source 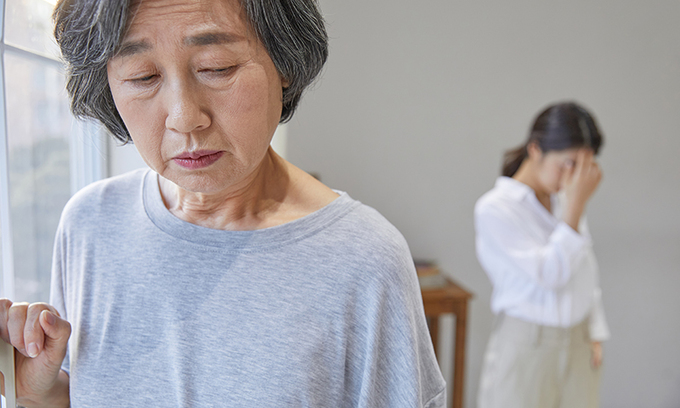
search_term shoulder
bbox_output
[475,182,516,219]
[475,177,538,219]
[325,196,416,285]
[59,169,147,228]
[473,179,537,240]
[337,198,410,257]
[348,202,408,248]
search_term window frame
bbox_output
[0,0,106,300]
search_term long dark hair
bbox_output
[502,102,604,177]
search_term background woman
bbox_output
[475,102,610,408]
[0,0,445,406]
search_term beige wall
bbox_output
[287,1,680,407]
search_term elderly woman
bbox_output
[0,0,445,406]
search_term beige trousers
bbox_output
[477,315,601,408]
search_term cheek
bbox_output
[129,127,165,165]
[110,84,146,135]
[232,69,280,119]
[550,167,564,189]
[537,164,562,190]
[113,99,167,167]
[108,82,167,164]
[212,70,281,149]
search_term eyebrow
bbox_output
[115,40,152,58]
[115,32,244,58]
[183,32,243,47]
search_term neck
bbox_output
[512,160,551,211]
[159,148,290,230]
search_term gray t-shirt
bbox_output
[50,169,445,407]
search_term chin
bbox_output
[165,171,230,194]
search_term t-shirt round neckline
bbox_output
[142,169,358,250]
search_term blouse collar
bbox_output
[494,176,535,201]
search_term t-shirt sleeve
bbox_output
[344,237,446,408]
[49,222,70,376]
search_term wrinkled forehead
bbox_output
[123,0,253,42]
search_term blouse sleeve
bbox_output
[588,288,611,341]
[475,204,592,290]
[579,217,611,341]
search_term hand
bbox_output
[591,341,603,369]
[561,149,602,231]
[0,299,71,406]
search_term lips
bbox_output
[172,150,224,170]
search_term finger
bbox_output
[0,298,12,344]
[573,149,587,177]
[592,352,602,369]
[591,342,603,369]
[7,302,29,356]
[580,149,594,171]
[584,161,601,187]
[561,160,575,187]
[582,148,594,160]
[591,161,601,178]
[24,303,56,358]
[39,310,71,364]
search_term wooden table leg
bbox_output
[419,277,473,408]
[428,316,439,357]
[452,303,467,408]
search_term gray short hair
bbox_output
[53,0,328,143]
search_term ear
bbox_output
[281,76,290,89]
[526,141,543,161]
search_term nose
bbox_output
[164,78,210,133]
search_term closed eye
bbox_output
[138,75,155,81]
[199,66,237,76]
[130,74,158,83]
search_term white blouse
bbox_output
[475,177,610,341]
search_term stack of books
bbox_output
[414,260,440,277]
[414,260,448,289]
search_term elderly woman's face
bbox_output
[107,0,284,194]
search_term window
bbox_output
[0,0,106,304]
